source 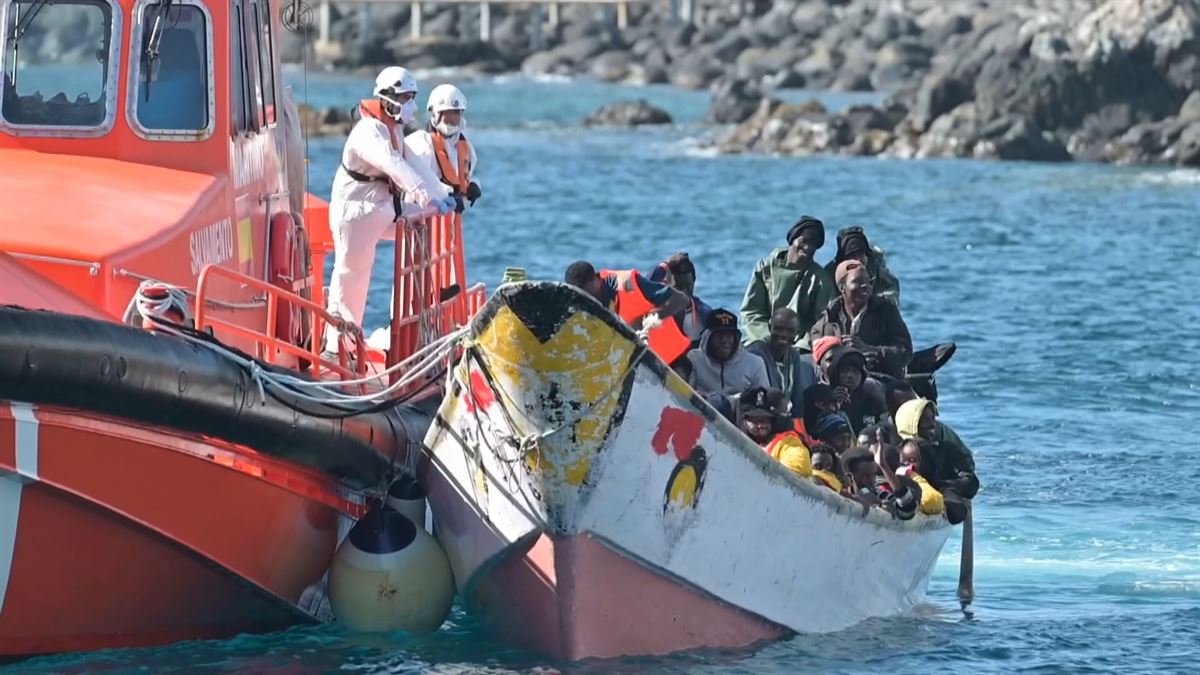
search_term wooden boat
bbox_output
[0,0,482,657]
[423,282,952,660]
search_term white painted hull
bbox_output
[423,282,951,659]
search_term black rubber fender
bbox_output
[0,306,429,488]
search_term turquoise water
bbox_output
[13,74,1200,673]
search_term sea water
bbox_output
[13,72,1199,674]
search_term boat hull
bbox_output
[425,283,952,660]
[0,403,357,657]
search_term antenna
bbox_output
[282,0,313,33]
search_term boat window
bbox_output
[131,0,212,137]
[251,1,275,126]
[230,1,249,134]
[0,0,117,131]
[241,1,263,131]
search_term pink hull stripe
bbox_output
[469,534,788,660]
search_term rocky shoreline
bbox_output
[292,0,1199,166]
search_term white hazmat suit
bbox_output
[407,84,480,205]
[325,67,453,350]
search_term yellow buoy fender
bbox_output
[328,507,454,633]
[385,475,428,532]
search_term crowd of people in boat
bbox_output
[320,68,976,526]
[564,219,979,525]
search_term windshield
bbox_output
[1,0,116,129]
[133,0,210,135]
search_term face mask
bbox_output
[396,100,417,125]
[434,114,461,137]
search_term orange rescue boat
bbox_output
[0,0,483,657]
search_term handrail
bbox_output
[194,264,367,385]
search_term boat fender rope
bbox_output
[247,361,268,406]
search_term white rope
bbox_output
[145,318,465,407]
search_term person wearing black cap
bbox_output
[686,308,770,397]
[740,215,835,347]
[738,386,812,478]
[823,226,900,307]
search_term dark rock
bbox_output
[1170,120,1200,165]
[871,38,934,91]
[861,11,920,49]
[583,100,673,127]
[521,51,571,77]
[1180,91,1200,121]
[983,117,1072,161]
[669,56,724,90]
[909,74,973,132]
[1081,103,1137,139]
[551,35,613,65]
[789,3,836,38]
[796,43,840,89]
[591,50,634,82]
[842,105,901,136]
[708,77,766,125]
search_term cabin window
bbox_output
[230,2,249,134]
[0,0,119,133]
[254,2,275,126]
[129,0,213,139]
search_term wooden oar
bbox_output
[957,501,975,609]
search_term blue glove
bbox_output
[436,196,457,215]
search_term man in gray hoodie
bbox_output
[687,308,770,398]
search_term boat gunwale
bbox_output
[466,281,952,537]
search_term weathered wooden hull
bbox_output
[424,283,952,660]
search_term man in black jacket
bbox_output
[810,260,912,379]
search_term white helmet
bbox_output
[374,66,418,98]
[427,83,467,136]
[373,66,418,124]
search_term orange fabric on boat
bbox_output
[601,269,690,365]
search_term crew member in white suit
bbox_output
[407,84,481,211]
[324,67,457,351]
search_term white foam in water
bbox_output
[1135,168,1200,184]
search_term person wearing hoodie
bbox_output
[823,226,900,306]
[826,346,888,434]
[810,260,913,379]
[895,397,979,525]
[740,216,835,346]
[899,439,945,516]
[647,252,714,344]
[746,308,819,421]
[882,379,975,472]
[687,309,771,398]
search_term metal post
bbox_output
[359,4,372,48]
[616,2,628,30]
[547,2,560,30]
[530,4,544,51]
[682,0,693,24]
[411,1,423,39]
[480,2,491,42]
[319,0,331,44]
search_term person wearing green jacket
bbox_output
[823,226,901,307]
[740,216,835,346]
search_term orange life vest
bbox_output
[600,269,691,366]
[432,131,471,194]
[358,99,402,152]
